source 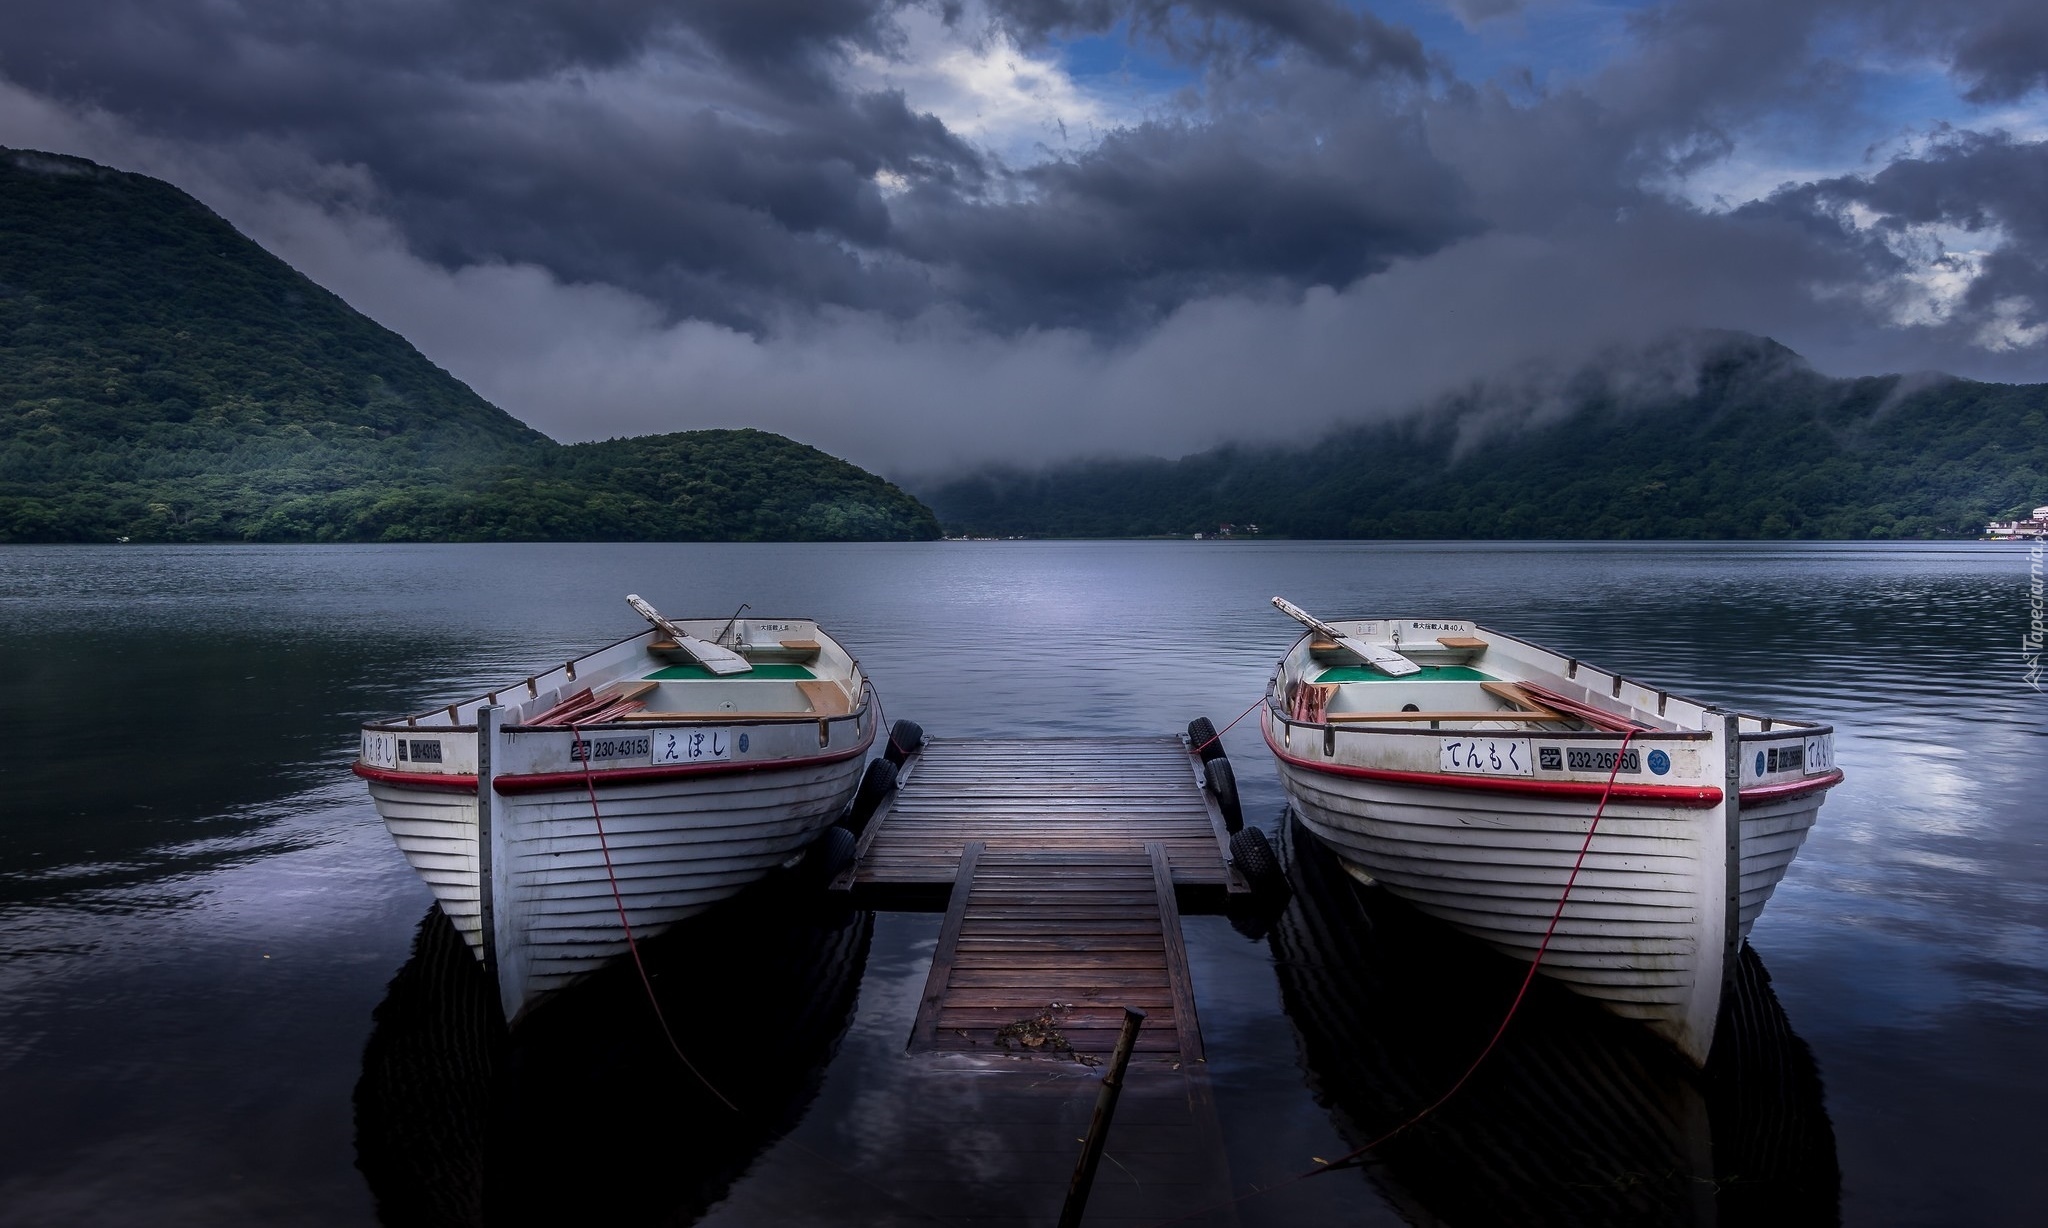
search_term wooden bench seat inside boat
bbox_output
[1302,674,1578,727]
[795,679,851,715]
[1325,710,1563,723]
[617,710,827,722]
[1311,635,1489,663]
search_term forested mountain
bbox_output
[921,333,2048,539]
[0,149,939,543]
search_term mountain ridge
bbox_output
[0,148,939,543]
[916,331,2048,540]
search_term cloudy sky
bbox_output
[4,1,2046,472]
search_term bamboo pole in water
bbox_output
[1059,1007,1146,1228]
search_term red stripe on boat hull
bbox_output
[351,733,873,796]
[1739,769,1845,805]
[352,763,477,792]
[1264,715,1724,808]
[493,740,871,795]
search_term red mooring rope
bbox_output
[570,724,740,1111]
[1194,695,1268,757]
[1149,726,1641,1227]
[569,717,962,1224]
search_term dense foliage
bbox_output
[0,149,940,543]
[924,335,2048,539]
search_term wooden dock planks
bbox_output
[912,842,1204,1065]
[845,735,1239,894]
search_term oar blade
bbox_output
[627,593,755,675]
[1337,635,1422,677]
[673,635,753,675]
[1272,595,1422,677]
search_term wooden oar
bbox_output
[626,594,753,675]
[1272,597,1421,677]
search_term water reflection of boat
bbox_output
[351,598,878,1023]
[353,875,872,1226]
[1269,817,1840,1227]
[1263,600,1844,1063]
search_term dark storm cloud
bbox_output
[1891,0,2048,105]
[355,85,981,330]
[1,1,896,94]
[0,0,971,329]
[983,1,1427,79]
[0,0,1473,334]
[899,98,1477,329]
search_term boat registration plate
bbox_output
[1439,736,1533,777]
[651,728,733,764]
[571,735,651,764]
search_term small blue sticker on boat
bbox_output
[1648,749,1670,775]
[1755,751,1766,776]
[737,733,750,752]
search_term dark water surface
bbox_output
[1,542,2041,1225]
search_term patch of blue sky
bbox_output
[1370,1,1653,87]
[1056,26,1193,93]
[1677,55,2048,208]
[1040,1,1653,113]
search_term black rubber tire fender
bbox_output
[805,824,858,882]
[1230,826,1283,892]
[1205,757,1244,834]
[844,757,898,837]
[1187,717,1226,763]
[885,719,924,767]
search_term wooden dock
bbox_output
[843,736,1240,899]
[839,735,1240,1062]
[911,841,1204,1064]
[826,735,1243,1223]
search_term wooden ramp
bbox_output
[822,734,1242,1224]
[913,842,1204,1065]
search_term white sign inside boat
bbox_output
[362,730,398,769]
[571,735,651,764]
[651,728,734,764]
[1803,733,1834,773]
[1439,736,1534,776]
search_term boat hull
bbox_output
[353,614,878,1023]
[1271,719,1731,1061]
[1266,814,1842,1225]
[365,748,867,1022]
[1256,611,1840,1064]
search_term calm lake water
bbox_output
[1,541,2041,1225]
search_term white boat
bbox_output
[1262,598,1844,1064]
[353,597,877,1024]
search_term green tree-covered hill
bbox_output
[922,334,2048,539]
[0,148,939,543]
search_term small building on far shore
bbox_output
[1984,505,2048,539]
